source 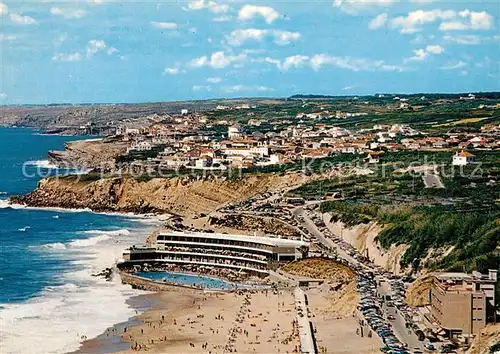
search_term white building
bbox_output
[181,109,189,115]
[228,124,244,140]
[127,141,152,153]
[452,151,475,166]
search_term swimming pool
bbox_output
[133,271,260,290]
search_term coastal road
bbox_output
[292,207,360,267]
[378,281,424,351]
[293,206,425,351]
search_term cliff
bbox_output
[48,137,129,169]
[10,172,308,216]
[323,215,409,274]
[405,275,434,307]
[467,324,500,354]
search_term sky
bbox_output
[0,0,499,104]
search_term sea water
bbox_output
[0,128,159,354]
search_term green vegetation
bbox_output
[288,150,499,206]
[202,94,500,135]
[321,201,500,273]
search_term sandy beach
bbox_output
[74,279,382,354]
[77,288,299,353]
[72,256,382,354]
[307,285,381,354]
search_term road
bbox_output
[422,173,444,188]
[293,206,363,268]
[378,281,424,351]
[292,205,426,352]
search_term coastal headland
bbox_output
[10,172,311,216]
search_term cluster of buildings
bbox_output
[296,111,368,119]
[112,106,499,171]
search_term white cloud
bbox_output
[0,93,7,100]
[227,28,267,45]
[426,44,444,54]
[405,48,428,61]
[193,85,212,91]
[207,77,222,83]
[260,55,309,71]
[189,51,246,69]
[443,34,481,45]
[342,85,358,91]
[10,13,38,25]
[274,31,301,45]
[390,9,455,33]
[439,10,494,31]
[50,7,86,19]
[190,56,209,68]
[0,33,16,41]
[459,70,468,76]
[188,0,229,14]
[390,8,494,34]
[439,21,468,31]
[227,29,300,46]
[86,40,116,57]
[222,85,274,93]
[404,44,443,62]
[440,60,467,70]
[334,0,398,14]
[281,55,309,70]
[212,16,231,22]
[151,21,178,30]
[164,67,179,75]
[368,13,388,30]
[310,54,404,72]
[52,52,83,62]
[0,2,8,16]
[238,5,280,24]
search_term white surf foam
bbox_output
[25,160,59,169]
[0,201,161,222]
[68,235,112,248]
[83,229,131,237]
[0,199,25,210]
[0,224,155,354]
[18,226,30,232]
[40,242,67,250]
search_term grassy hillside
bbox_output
[321,202,500,273]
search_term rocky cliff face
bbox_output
[405,275,434,307]
[323,215,409,274]
[11,173,307,216]
[48,138,129,169]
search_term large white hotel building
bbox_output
[121,231,309,275]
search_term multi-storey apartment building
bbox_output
[429,270,498,337]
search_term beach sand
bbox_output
[307,285,381,354]
[76,280,379,354]
[118,289,298,353]
[77,288,298,353]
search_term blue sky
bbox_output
[0,0,499,104]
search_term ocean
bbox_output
[0,128,159,354]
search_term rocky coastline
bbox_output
[9,172,308,216]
